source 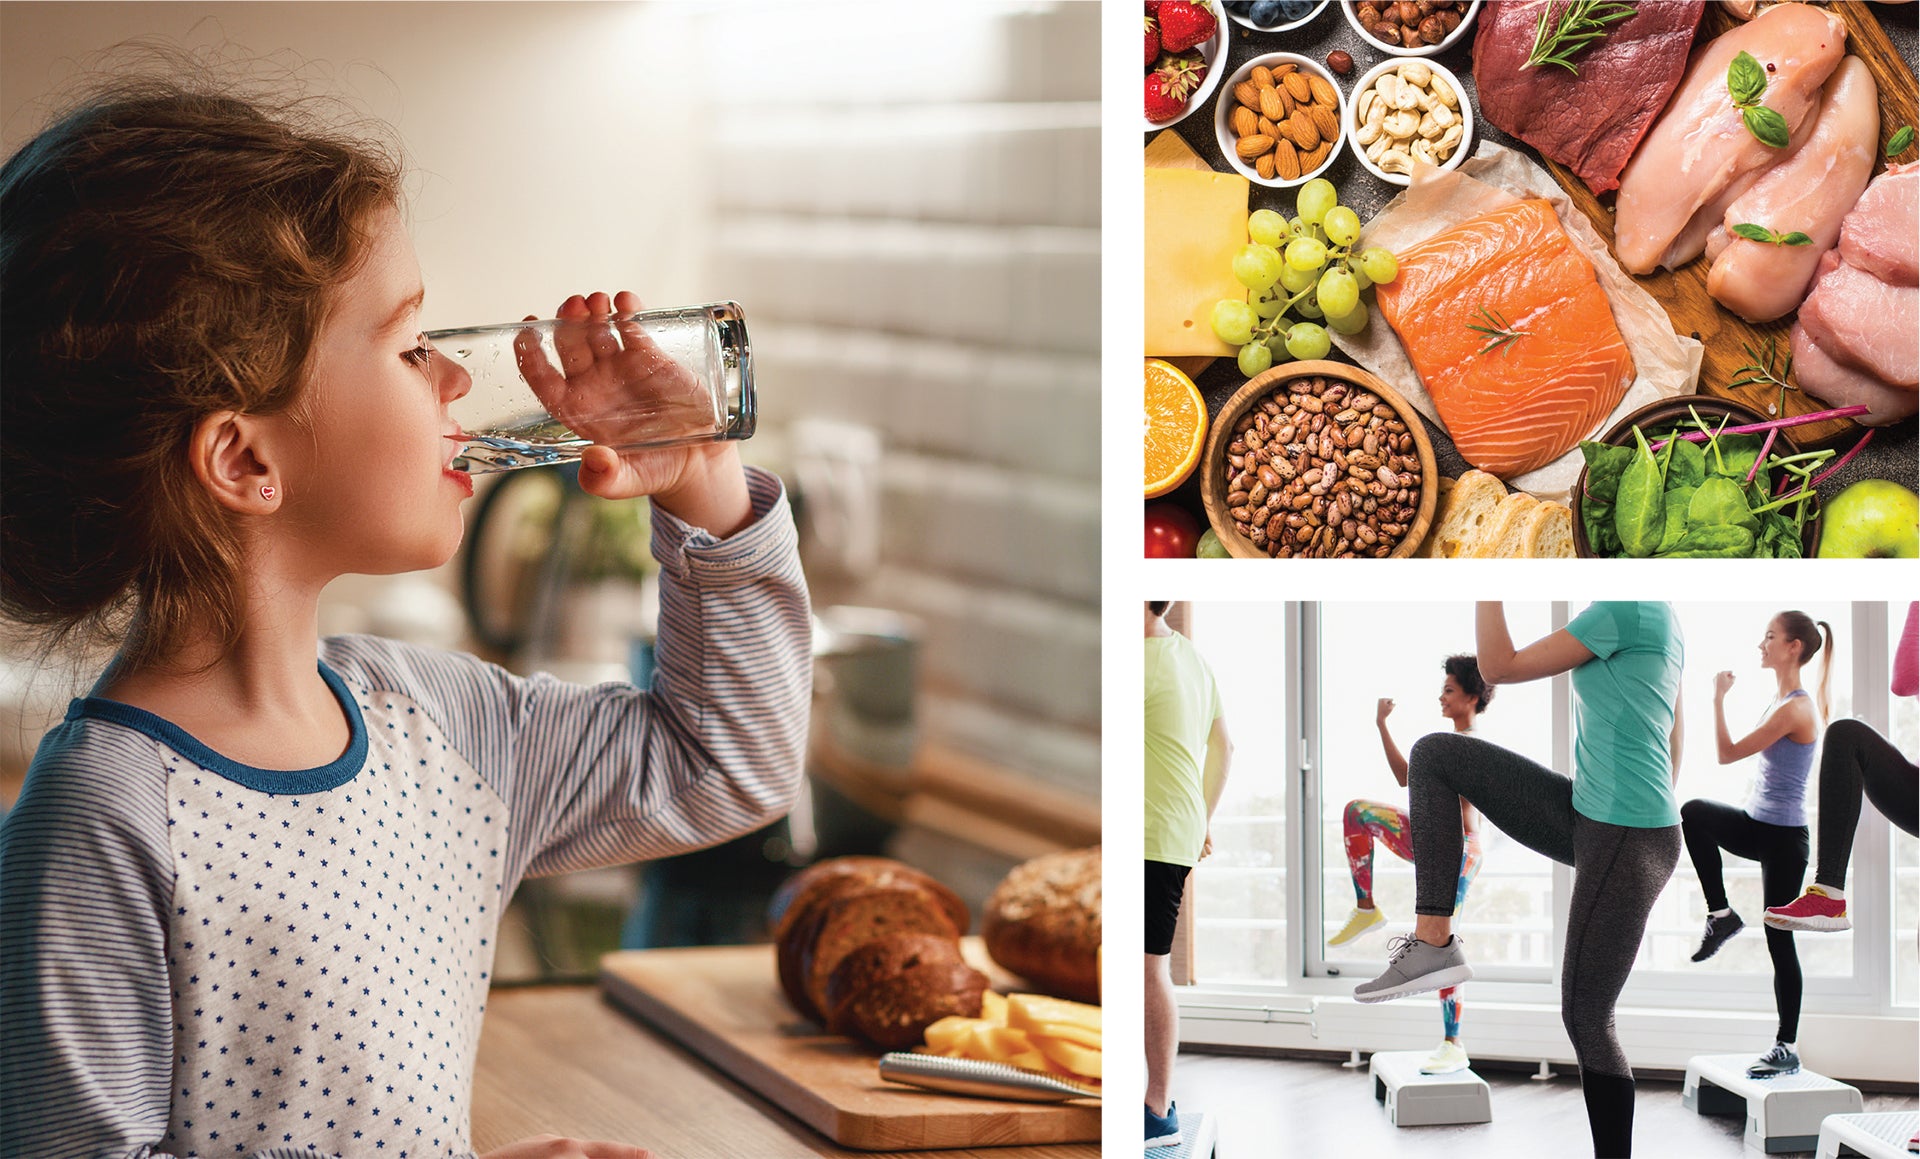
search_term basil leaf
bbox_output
[1744,105,1790,148]
[1730,222,1776,243]
[1888,125,1915,157]
[1727,51,1767,106]
[1778,231,1813,247]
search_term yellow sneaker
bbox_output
[1421,1040,1470,1075]
[1328,905,1386,947]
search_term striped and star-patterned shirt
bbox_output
[0,468,811,1159]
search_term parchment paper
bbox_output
[1330,141,1706,501]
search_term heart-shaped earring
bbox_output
[260,485,277,502]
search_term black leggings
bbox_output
[1678,799,1807,1043]
[1815,718,1920,890]
[1409,733,1680,1159]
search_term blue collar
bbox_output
[65,660,368,794]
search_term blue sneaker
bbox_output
[1145,1101,1182,1148]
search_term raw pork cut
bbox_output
[1473,0,1704,195]
[1792,165,1920,425]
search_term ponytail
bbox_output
[1814,620,1835,723]
[1777,610,1834,721]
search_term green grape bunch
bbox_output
[1209,179,1400,378]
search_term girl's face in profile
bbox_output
[1758,617,1800,671]
[278,205,473,576]
[1438,675,1474,722]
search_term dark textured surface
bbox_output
[1146,1,1918,526]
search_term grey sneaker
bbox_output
[1354,934,1473,1003]
[1746,1042,1800,1079]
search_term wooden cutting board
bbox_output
[1539,1,1917,447]
[599,940,1100,1152]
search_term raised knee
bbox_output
[1679,798,1708,825]
[1828,717,1873,746]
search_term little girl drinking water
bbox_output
[0,77,811,1159]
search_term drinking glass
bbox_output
[433,301,753,474]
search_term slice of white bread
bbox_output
[1419,470,1508,558]
[1470,492,1541,558]
[1522,501,1575,558]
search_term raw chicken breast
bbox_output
[1706,57,1879,322]
[1614,3,1846,274]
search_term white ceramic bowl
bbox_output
[1345,55,1473,186]
[1223,0,1332,34]
[1340,0,1481,58]
[1212,52,1348,188]
[1143,22,1227,130]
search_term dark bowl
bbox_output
[1571,395,1821,559]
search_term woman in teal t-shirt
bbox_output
[1354,602,1684,1159]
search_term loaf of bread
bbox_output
[825,933,988,1050]
[982,847,1102,1004]
[773,858,969,1019]
[798,886,962,1023]
[1419,469,1574,559]
[771,856,980,1048]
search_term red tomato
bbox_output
[1145,503,1201,558]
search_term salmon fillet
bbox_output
[1375,198,1635,480]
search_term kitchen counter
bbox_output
[471,984,1100,1159]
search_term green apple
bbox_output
[1816,480,1919,559]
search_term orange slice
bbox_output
[1145,358,1207,499]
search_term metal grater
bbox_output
[877,1052,1101,1102]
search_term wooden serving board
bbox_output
[599,940,1100,1152]
[1540,1,1917,448]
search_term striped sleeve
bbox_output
[325,466,812,888]
[0,723,180,1158]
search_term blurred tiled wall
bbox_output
[703,2,1101,800]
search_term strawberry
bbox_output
[1145,1,1162,13]
[1157,0,1217,53]
[1145,52,1208,121]
[1144,15,1161,68]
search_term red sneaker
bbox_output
[1764,886,1850,932]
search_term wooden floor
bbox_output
[1170,1050,1918,1158]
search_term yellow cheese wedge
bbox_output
[1006,993,1102,1035]
[1007,1049,1053,1073]
[969,1024,1037,1062]
[1021,1021,1101,1050]
[923,1015,986,1054]
[1032,1034,1103,1080]
[981,991,1009,1025]
[1146,167,1249,358]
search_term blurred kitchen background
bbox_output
[0,1,1100,979]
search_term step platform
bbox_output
[1816,1112,1919,1159]
[1153,1108,1217,1158]
[1682,1053,1864,1154]
[1369,1050,1493,1127]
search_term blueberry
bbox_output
[1278,0,1315,19]
[1250,0,1283,26]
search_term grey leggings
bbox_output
[1408,733,1681,1079]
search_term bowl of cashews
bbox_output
[1346,56,1472,186]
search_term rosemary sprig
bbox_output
[1465,306,1529,355]
[1728,336,1795,395]
[1524,1,1637,74]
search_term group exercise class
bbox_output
[1145,600,1918,1159]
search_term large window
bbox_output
[1188,603,1292,983]
[1180,600,1913,1016]
[1315,603,1557,977]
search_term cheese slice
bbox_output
[1146,167,1249,358]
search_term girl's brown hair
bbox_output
[1776,610,1836,721]
[1,72,402,676]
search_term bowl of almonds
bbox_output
[1212,52,1346,188]
[1347,56,1472,186]
[1200,360,1437,559]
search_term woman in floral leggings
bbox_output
[1329,654,1490,1075]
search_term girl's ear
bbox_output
[190,411,280,513]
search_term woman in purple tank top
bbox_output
[1679,611,1833,1081]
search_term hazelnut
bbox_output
[1327,50,1354,75]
